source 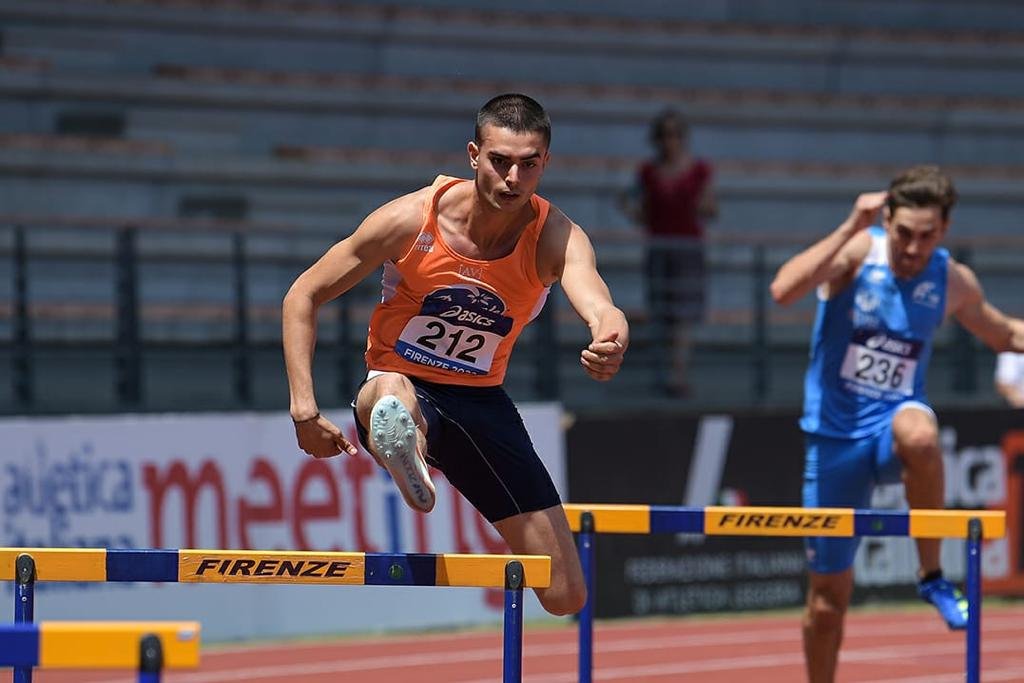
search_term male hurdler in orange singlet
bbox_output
[283,94,629,616]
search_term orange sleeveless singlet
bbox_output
[364,175,551,386]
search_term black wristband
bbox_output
[292,412,320,424]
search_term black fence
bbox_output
[1,219,1021,414]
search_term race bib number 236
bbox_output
[839,330,922,399]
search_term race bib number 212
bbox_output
[394,285,514,376]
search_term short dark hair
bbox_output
[649,109,689,144]
[475,93,551,147]
[887,165,958,220]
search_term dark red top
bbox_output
[638,158,713,238]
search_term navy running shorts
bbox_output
[353,374,562,523]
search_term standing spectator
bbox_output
[622,109,717,397]
[995,351,1024,407]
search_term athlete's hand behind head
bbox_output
[580,331,626,382]
[294,414,358,458]
[847,191,888,233]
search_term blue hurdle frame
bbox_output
[503,561,525,683]
[574,509,987,683]
[13,554,33,683]
[138,633,164,683]
[9,553,529,683]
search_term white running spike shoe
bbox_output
[369,395,436,513]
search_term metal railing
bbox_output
[1,219,1021,414]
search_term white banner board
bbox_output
[0,404,565,640]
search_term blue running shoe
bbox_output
[918,577,969,630]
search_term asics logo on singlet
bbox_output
[865,334,886,349]
[419,286,514,336]
[865,334,912,356]
[439,306,496,327]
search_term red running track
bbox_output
[33,603,1024,683]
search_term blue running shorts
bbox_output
[802,426,904,574]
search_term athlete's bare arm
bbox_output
[538,208,629,381]
[770,192,885,306]
[996,375,1024,408]
[283,186,431,458]
[947,259,1024,353]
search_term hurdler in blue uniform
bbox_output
[771,166,1024,683]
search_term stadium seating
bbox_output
[0,0,1021,412]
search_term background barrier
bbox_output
[566,409,1023,616]
[565,504,1005,683]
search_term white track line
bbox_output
[858,667,1024,683]
[198,610,1024,657]
[91,612,1024,683]
[191,612,1023,668]
[453,636,1024,683]
[144,634,1024,683]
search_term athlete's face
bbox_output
[884,205,948,279]
[468,124,549,212]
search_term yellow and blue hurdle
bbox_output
[3,549,551,683]
[0,621,200,683]
[564,504,1006,683]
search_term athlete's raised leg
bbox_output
[355,372,436,513]
[891,403,968,629]
[891,403,943,573]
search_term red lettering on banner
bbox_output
[291,459,342,551]
[237,458,285,549]
[144,460,228,548]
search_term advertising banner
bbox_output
[0,404,564,640]
[567,408,1022,619]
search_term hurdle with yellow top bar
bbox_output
[563,504,1005,683]
[0,621,200,683]
[2,549,551,683]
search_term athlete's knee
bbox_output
[897,426,940,467]
[805,587,847,634]
[368,372,415,400]
[538,556,587,616]
[356,373,416,424]
[804,572,851,635]
[539,575,587,616]
[893,411,939,466]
